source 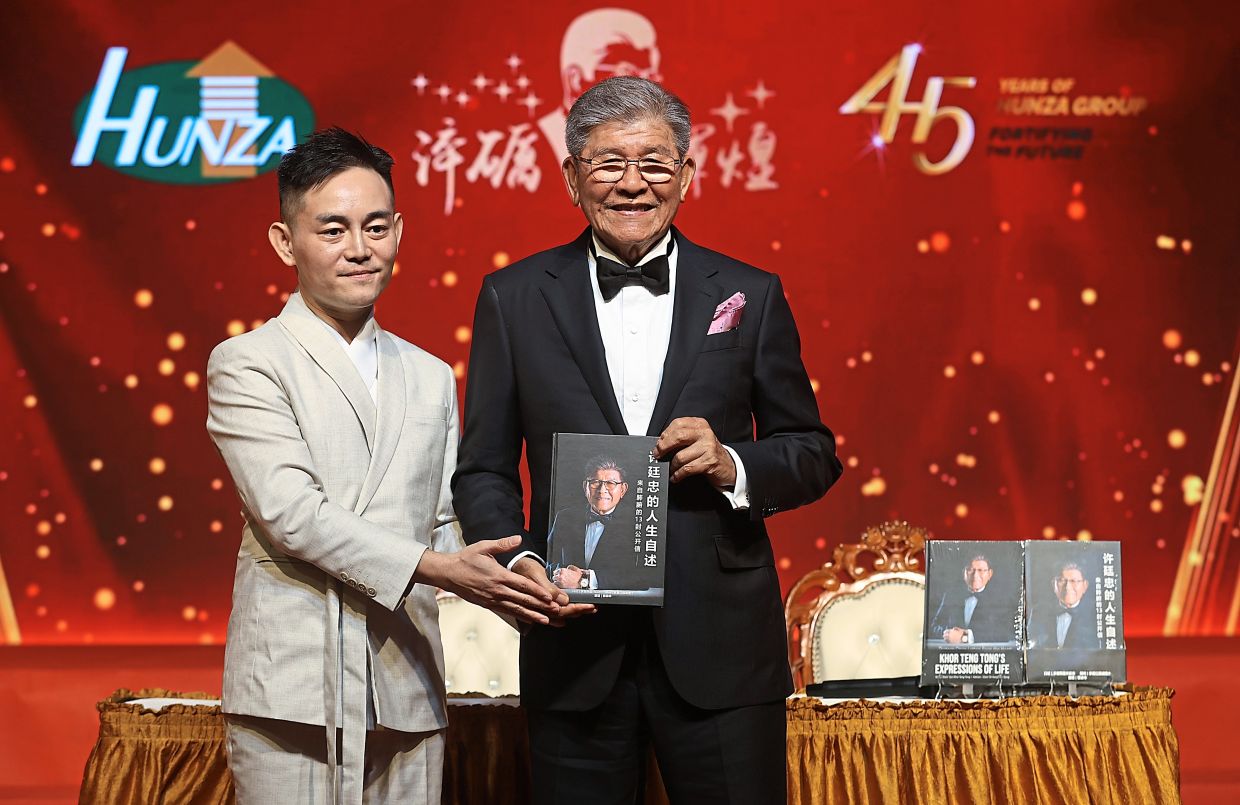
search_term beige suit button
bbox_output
[367,587,376,597]
[349,579,359,588]
[341,572,351,582]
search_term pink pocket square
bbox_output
[708,292,746,334]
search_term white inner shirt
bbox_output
[317,311,378,403]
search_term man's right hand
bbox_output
[414,537,564,625]
[943,627,966,644]
[513,556,597,626]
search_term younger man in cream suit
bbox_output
[206,128,564,803]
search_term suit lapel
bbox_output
[277,292,377,451]
[355,326,406,513]
[646,231,724,436]
[540,229,628,435]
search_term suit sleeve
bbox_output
[727,273,844,520]
[451,276,532,566]
[206,340,426,611]
[431,378,465,554]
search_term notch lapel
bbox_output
[539,230,628,435]
[355,326,406,514]
[646,233,724,437]
[276,292,377,452]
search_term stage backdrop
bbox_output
[1,1,1237,644]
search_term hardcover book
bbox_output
[1023,540,1126,686]
[545,433,669,605]
[921,540,1026,686]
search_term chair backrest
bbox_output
[436,591,521,696]
[785,521,929,690]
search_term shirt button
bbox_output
[629,325,639,334]
[629,391,640,402]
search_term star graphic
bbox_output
[411,74,430,95]
[746,80,775,109]
[435,84,452,103]
[519,92,542,117]
[516,75,531,90]
[710,92,749,133]
[506,54,523,72]
[455,91,472,108]
[471,73,490,92]
[494,81,513,102]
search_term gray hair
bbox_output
[584,456,626,483]
[565,76,691,158]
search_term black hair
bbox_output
[276,127,394,222]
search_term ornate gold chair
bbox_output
[785,521,929,690]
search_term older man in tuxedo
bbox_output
[206,128,558,804]
[930,554,1017,644]
[1029,561,1101,650]
[548,456,660,592]
[453,77,842,804]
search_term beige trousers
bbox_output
[224,714,444,805]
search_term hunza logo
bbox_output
[71,42,314,184]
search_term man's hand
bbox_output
[552,565,585,590]
[943,627,966,644]
[415,536,562,626]
[655,417,736,485]
[513,556,596,626]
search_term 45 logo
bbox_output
[840,44,977,175]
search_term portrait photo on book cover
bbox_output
[924,541,1024,648]
[1024,540,1126,684]
[545,433,667,604]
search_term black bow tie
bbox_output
[586,510,613,525]
[593,238,674,301]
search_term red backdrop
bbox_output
[1,0,1237,644]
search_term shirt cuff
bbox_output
[586,569,598,590]
[507,550,543,571]
[714,445,750,510]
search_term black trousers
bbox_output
[527,617,786,805]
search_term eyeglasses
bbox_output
[1054,577,1087,586]
[574,155,684,184]
[584,479,626,491]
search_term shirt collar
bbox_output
[591,229,674,268]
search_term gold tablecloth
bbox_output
[80,687,1180,804]
[787,687,1180,805]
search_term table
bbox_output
[79,687,1179,804]
[787,687,1180,804]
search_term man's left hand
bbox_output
[656,417,736,486]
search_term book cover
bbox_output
[1023,540,1126,686]
[921,540,1026,686]
[545,433,669,605]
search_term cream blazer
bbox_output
[206,291,461,801]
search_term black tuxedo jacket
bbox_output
[1028,603,1101,650]
[929,588,1016,643]
[452,228,842,711]
[547,507,659,591]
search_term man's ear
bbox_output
[561,158,581,206]
[677,157,696,202]
[268,221,297,267]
